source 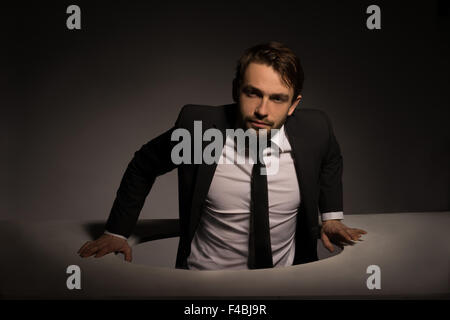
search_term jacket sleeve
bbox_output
[104,106,187,238]
[318,113,344,214]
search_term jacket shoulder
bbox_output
[175,103,235,127]
[289,107,333,129]
[293,107,329,119]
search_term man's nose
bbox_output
[255,97,269,118]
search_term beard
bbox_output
[245,117,274,131]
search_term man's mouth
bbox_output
[249,120,271,128]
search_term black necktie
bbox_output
[248,158,273,269]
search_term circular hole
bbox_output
[123,237,343,268]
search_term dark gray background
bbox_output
[2,0,449,222]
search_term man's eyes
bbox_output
[244,89,259,97]
[243,88,286,102]
[271,96,288,103]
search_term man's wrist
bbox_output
[321,211,344,221]
[322,219,342,224]
[104,230,128,240]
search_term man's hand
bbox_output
[320,220,367,252]
[78,234,133,262]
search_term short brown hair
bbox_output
[232,41,304,103]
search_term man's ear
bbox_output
[287,94,302,116]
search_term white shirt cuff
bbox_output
[104,230,128,240]
[321,211,344,221]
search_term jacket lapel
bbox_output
[285,111,318,228]
[188,105,237,242]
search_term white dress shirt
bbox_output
[105,125,344,269]
[186,125,344,270]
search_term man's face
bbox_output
[237,62,302,133]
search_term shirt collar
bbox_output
[225,124,292,154]
[270,124,292,153]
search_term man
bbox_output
[78,42,367,270]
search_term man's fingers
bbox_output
[346,229,362,241]
[79,240,106,256]
[349,228,367,241]
[79,235,113,252]
[94,246,111,258]
[78,241,92,254]
[123,246,132,262]
[352,228,367,235]
[79,235,131,260]
[79,243,98,257]
[77,241,90,253]
[82,245,100,257]
[80,241,109,257]
[321,232,335,252]
[339,229,356,244]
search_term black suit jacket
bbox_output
[105,103,343,269]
